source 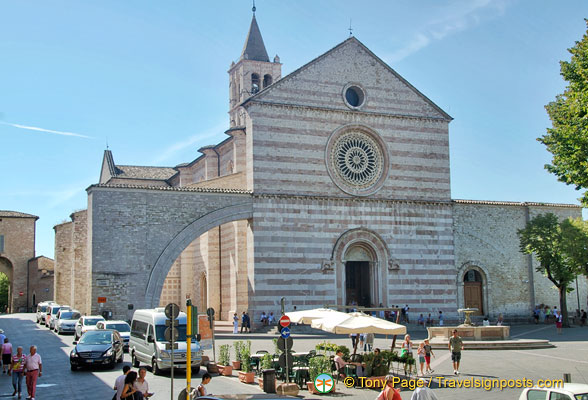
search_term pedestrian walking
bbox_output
[448,330,464,375]
[350,333,358,350]
[10,346,25,398]
[24,345,42,400]
[376,374,402,400]
[556,313,563,334]
[232,313,239,334]
[114,365,132,400]
[2,337,13,373]
[581,309,587,327]
[423,339,435,374]
[401,334,414,375]
[241,312,247,333]
[365,332,374,352]
[359,333,365,352]
[120,371,140,400]
[134,367,153,398]
[417,342,426,376]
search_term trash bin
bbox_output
[262,369,276,393]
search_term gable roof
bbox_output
[243,37,452,121]
[0,210,39,220]
[100,150,177,182]
[241,15,269,62]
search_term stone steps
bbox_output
[428,338,553,350]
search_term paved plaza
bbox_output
[0,313,587,399]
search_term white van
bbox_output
[129,308,202,375]
[36,301,56,325]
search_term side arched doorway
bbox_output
[0,257,13,313]
[463,270,483,314]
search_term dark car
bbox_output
[70,329,124,370]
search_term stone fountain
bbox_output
[457,308,478,326]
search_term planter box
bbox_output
[307,381,336,394]
[239,371,255,384]
[206,362,219,374]
[277,383,299,396]
[232,361,241,370]
[218,365,233,376]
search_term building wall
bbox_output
[28,256,54,306]
[453,202,586,318]
[248,196,456,323]
[54,221,73,307]
[0,215,36,312]
[71,210,90,315]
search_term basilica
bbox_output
[52,12,586,324]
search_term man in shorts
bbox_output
[448,330,464,375]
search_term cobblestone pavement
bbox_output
[1,314,587,400]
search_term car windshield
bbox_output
[106,323,130,332]
[38,305,47,312]
[79,331,112,345]
[52,308,60,315]
[85,318,103,326]
[155,324,187,341]
[575,394,588,400]
[59,311,79,320]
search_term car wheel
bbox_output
[132,352,140,368]
[151,359,162,376]
[192,366,200,375]
[70,364,77,371]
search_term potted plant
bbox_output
[232,340,243,370]
[307,355,333,394]
[258,353,275,391]
[239,340,255,383]
[218,344,233,376]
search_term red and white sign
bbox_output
[18,291,23,296]
[279,315,291,328]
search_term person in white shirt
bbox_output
[24,346,42,400]
[114,365,131,400]
[197,373,211,397]
[134,367,152,398]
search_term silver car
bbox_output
[54,309,81,334]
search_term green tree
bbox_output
[518,213,588,328]
[560,217,588,276]
[0,273,9,311]
[539,20,588,206]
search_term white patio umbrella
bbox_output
[284,308,347,324]
[310,311,407,354]
[310,312,406,335]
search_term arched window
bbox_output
[464,269,482,282]
[251,73,260,93]
[263,74,272,88]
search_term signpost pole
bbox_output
[171,309,175,400]
[186,300,192,400]
[165,303,179,400]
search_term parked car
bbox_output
[519,383,588,400]
[96,320,131,352]
[36,301,56,325]
[69,329,124,370]
[74,315,105,341]
[129,308,202,375]
[48,305,71,330]
[54,309,81,334]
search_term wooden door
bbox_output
[464,282,483,315]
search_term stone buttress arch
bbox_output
[145,203,253,308]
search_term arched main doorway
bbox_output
[344,244,375,307]
[463,269,484,315]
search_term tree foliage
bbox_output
[517,213,588,327]
[0,273,9,311]
[539,20,588,206]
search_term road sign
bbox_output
[165,327,179,342]
[277,336,293,351]
[278,353,294,369]
[206,307,215,317]
[97,297,106,303]
[279,315,290,328]
[280,327,290,339]
[165,303,180,319]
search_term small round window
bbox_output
[343,85,365,109]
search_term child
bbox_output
[197,373,211,397]
[417,342,426,376]
[424,339,435,374]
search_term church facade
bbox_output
[53,14,586,323]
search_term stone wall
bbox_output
[453,201,586,319]
[54,221,73,307]
[28,256,54,306]
[0,214,37,312]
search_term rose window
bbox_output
[330,131,384,190]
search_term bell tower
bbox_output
[228,4,281,127]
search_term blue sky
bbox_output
[1,0,587,258]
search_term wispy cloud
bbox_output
[4,177,93,209]
[0,121,93,139]
[386,0,510,63]
[153,120,227,164]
